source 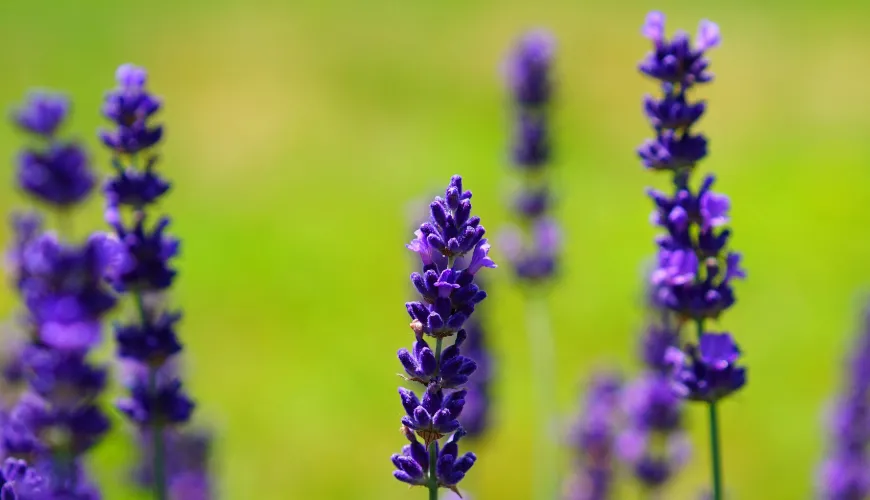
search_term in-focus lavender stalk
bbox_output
[501,30,561,500]
[564,372,622,500]
[99,64,194,500]
[392,175,495,499]
[3,91,114,498]
[637,12,747,500]
[817,306,870,499]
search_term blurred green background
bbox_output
[1,0,869,498]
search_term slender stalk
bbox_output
[427,337,444,500]
[135,292,167,500]
[707,401,723,500]
[695,317,722,500]
[525,292,556,500]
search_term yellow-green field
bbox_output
[1,0,868,498]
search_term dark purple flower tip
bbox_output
[412,176,487,263]
[506,30,555,107]
[107,212,180,292]
[13,92,70,137]
[512,112,550,167]
[17,142,95,207]
[117,373,195,426]
[668,333,746,402]
[101,63,163,155]
[638,130,708,171]
[638,13,720,87]
[643,93,706,130]
[115,310,183,365]
[105,158,171,208]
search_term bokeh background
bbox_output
[1,0,869,498]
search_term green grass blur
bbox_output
[0,0,869,498]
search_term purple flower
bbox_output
[818,306,870,499]
[100,64,195,499]
[16,143,95,208]
[5,392,110,457]
[503,30,560,283]
[643,92,706,130]
[399,385,465,445]
[565,372,622,500]
[506,30,555,107]
[667,333,746,402]
[22,346,107,408]
[1,457,45,499]
[13,92,69,137]
[105,157,171,209]
[641,324,679,372]
[394,176,491,493]
[617,371,690,489]
[115,310,183,366]
[99,64,163,155]
[639,12,720,87]
[512,112,550,168]
[18,233,118,351]
[638,130,708,171]
[117,374,195,427]
[106,211,180,293]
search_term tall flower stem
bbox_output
[695,317,722,500]
[427,336,444,500]
[134,291,167,500]
[525,293,556,500]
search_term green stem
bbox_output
[134,291,167,500]
[707,401,723,500]
[427,337,444,500]
[695,317,722,500]
[149,368,168,500]
[525,294,556,500]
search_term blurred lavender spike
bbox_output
[4,88,114,498]
[817,305,870,499]
[100,63,195,500]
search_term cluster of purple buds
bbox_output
[99,64,196,498]
[564,373,622,500]
[501,31,560,283]
[817,307,870,499]
[3,92,115,497]
[638,12,746,401]
[393,176,495,496]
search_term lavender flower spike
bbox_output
[638,12,744,500]
[394,176,494,499]
[100,63,194,500]
[502,28,561,500]
[564,372,622,500]
[817,305,870,499]
[6,88,112,497]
